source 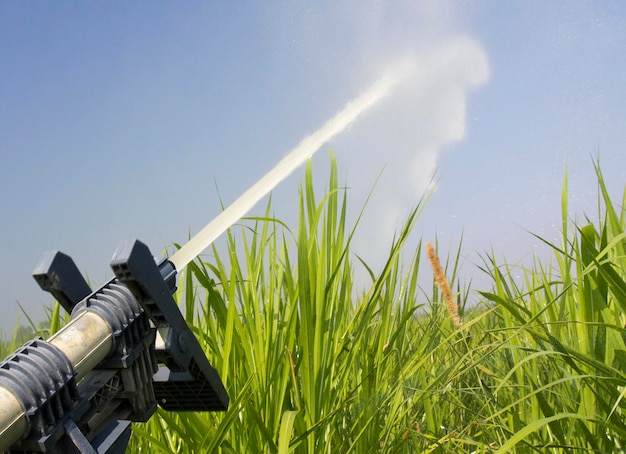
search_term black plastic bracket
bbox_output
[110,239,228,412]
[32,251,92,313]
[20,239,228,454]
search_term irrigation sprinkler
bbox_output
[0,71,398,453]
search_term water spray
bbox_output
[171,67,406,270]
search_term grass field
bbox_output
[4,155,626,452]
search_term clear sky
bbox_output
[1,2,625,334]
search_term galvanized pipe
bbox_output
[48,310,113,381]
[0,310,113,452]
[0,386,27,453]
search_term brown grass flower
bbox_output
[426,242,462,329]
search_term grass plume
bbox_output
[426,241,462,329]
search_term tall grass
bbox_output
[5,155,625,452]
[131,153,443,452]
[477,161,626,452]
[128,156,626,452]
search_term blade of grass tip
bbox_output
[494,413,595,454]
[10,313,22,348]
[15,301,39,337]
[355,253,377,284]
[561,163,569,249]
[594,157,622,235]
[49,302,62,335]
[278,410,299,454]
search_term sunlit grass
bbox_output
[131,156,626,452]
[4,155,625,452]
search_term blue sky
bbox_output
[1,2,625,334]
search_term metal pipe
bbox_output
[0,386,27,453]
[0,310,113,451]
[48,310,113,381]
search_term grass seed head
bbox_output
[426,241,462,329]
